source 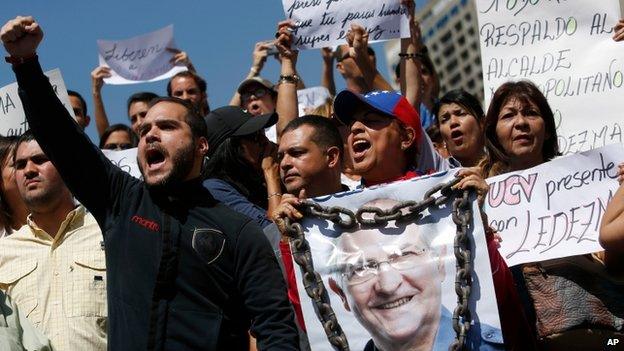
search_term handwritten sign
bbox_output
[476,0,624,155]
[102,148,142,179]
[296,170,503,349]
[297,86,331,116]
[0,69,74,136]
[485,144,624,267]
[97,25,187,85]
[281,0,410,49]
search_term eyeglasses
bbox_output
[102,143,134,151]
[336,52,351,62]
[241,88,269,103]
[341,247,427,285]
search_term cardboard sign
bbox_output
[97,25,187,85]
[282,0,410,49]
[485,144,624,266]
[0,69,75,136]
[476,0,624,155]
[297,86,332,116]
[102,147,142,179]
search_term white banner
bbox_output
[294,170,503,350]
[485,144,624,267]
[476,0,624,155]
[0,69,74,136]
[282,0,410,49]
[97,25,187,85]
[102,148,141,179]
[297,86,331,116]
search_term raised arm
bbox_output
[347,23,393,92]
[1,16,135,222]
[230,42,270,106]
[400,0,424,109]
[320,47,336,96]
[274,20,299,138]
[90,66,112,137]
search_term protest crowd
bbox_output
[0,0,624,350]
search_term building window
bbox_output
[455,21,462,31]
[458,35,466,46]
[441,31,452,44]
[449,73,462,86]
[464,65,472,74]
[460,50,469,60]
[443,45,455,57]
[445,59,459,74]
[467,79,476,89]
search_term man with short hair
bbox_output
[67,90,90,130]
[1,16,298,350]
[278,115,344,198]
[126,91,158,134]
[166,70,210,116]
[328,198,502,351]
[0,132,107,350]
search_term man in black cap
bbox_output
[1,16,298,351]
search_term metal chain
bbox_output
[284,177,474,351]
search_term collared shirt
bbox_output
[0,205,107,351]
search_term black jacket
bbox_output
[15,59,299,350]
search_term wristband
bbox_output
[5,53,37,65]
[267,192,283,200]
[278,74,300,85]
[398,52,426,60]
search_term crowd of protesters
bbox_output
[0,1,623,350]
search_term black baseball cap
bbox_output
[204,106,277,154]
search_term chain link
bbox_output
[284,177,474,350]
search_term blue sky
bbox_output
[0,0,427,141]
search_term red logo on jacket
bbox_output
[131,215,160,232]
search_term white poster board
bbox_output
[102,148,141,179]
[297,86,331,116]
[97,25,187,85]
[295,170,503,350]
[476,0,624,155]
[485,144,624,267]
[0,69,75,136]
[281,0,410,49]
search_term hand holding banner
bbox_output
[97,25,187,85]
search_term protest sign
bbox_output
[476,0,624,155]
[0,69,74,136]
[102,148,141,179]
[97,25,187,85]
[485,144,624,267]
[296,86,331,116]
[293,170,503,350]
[281,0,410,50]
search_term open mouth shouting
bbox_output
[450,129,464,145]
[144,144,167,172]
[351,138,371,161]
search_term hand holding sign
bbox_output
[275,20,298,62]
[91,66,111,94]
[0,16,43,59]
[346,23,369,61]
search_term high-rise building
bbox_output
[384,0,484,102]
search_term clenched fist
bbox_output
[1,16,43,59]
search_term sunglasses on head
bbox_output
[102,143,133,151]
[241,88,269,103]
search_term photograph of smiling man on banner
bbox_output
[294,172,504,350]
